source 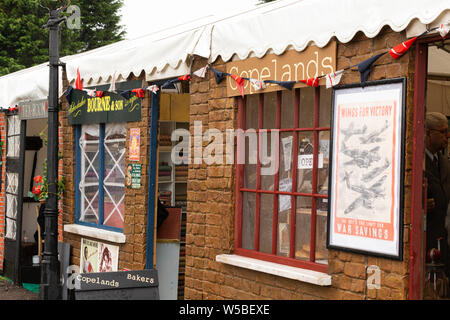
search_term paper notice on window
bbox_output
[298,153,324,169]
[281,136,293,172]
[279,178,292,212]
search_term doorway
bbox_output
[3,113,48,285]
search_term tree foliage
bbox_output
[0,0,125,76]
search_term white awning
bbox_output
[0,0,449,109]
[210,0,450,62]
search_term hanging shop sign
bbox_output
[226,41,336,96]
[125,163,142,189]
[327,78,406,260]
[68,89,142,125]
[74,269,159,300]
[18,99,48,120]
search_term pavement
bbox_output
[0,277,38,300]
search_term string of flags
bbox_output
[68,23,449,103]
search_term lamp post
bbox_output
[39,8,66,300]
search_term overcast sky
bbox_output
[120,0,260,39]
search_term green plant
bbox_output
[30,159,65,201]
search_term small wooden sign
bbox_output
[74,269,159,300]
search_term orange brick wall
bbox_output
[185,27,415,300]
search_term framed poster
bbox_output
[129,128,141,161]
[80,238,119,273]
[327,78,406,260]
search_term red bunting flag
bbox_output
[132,88,145,98]
[96,91,104,98]
[178,74,191,81]
[300,77,319,87]
[231,74,245,97]
[389,37,417,59]
[76,68,83,90]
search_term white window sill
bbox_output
[216,254,331,286]
[64,224,126,244]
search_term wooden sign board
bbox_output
[68,89,142,125]
[74,269,159,300]
[226,42,337,96]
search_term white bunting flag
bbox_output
[326,70,344,89]
[249,78,267,91]
[84,89,97,97]
[146,85,159,94]
[438,23,449,39]
[193,65,209,78]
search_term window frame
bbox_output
[75,124,125,233]
[234,87,329,273]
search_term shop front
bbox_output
[182,1,450,300]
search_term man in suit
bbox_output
[425,112,450,278]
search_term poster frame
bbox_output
[326,77,406,260]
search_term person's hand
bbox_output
[427,198,435,212]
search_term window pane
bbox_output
[277,195,292,257]
[297,132,314,193]
[6,218,17,240]
[315,199,328,265]
[295,196,312,261]
[319,86,332,128]
[299,87,315,128]
[259,194,274,254]
[245,94,259,130]
[263,92,276,129]
[260,131,277,191]
[7,136,20,158]
[318,131,330,195]
[103,124,126,229]
[8,115,20,136]
[80,125,100,225]
[244,95,258,189]
[242,192,256,250]
[281,91,294,129]
[6,194,17,219]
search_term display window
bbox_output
[236,87,331,272]
[75,123,126,231]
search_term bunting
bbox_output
[230,74,245,97]
[76,68,83,90]
[193,65,209,78]
[249,78,267,91]
[326,70,344,89]
[389,37,417,60]
[357,52,385,87]
[65,24,446,107]
[299,77,319,88]
[439,23,449,38]
[132,88,145,98]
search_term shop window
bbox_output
[75,123,126,232]
[236,87,331,273]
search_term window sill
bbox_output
[216,254,331,286]
[64,224,126,244]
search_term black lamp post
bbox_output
[39,8,66,300]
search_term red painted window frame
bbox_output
[234,87,329,273]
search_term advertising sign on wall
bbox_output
[327,78,406,260]
[68,89,142,125]
[80,238,119,273]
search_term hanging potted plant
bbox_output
[30,160,65,204]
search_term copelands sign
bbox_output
[68,89,142,125]
[226,41,336,96]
